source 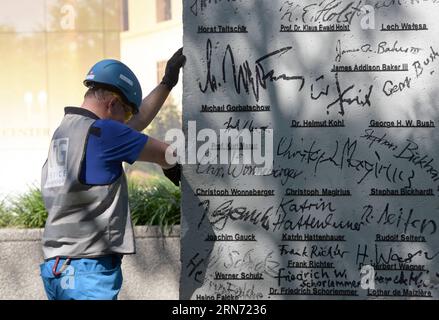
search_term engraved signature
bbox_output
[276,136,415,187]
[199,39,305,102]
[190,0,239,16]
[280,0,364,24]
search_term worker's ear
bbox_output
[107,97,119,114]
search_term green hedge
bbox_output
[129,176,181,231]
[0,177,180,230]
[0,199,15,228]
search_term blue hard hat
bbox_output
[84,59,142,113]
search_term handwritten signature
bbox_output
[335,39,422,63]
[199,38,305,102]
[310,73,373,116]
[198,199,274,231]
[190,0,239,16]
[276,136,415,187]
[280,0,363,24]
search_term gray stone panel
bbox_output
[181,0,439,300]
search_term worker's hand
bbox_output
[160,48,186,91]
[162,163,181,187]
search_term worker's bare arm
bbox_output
[126,84,170,132]
[126,48,185,132]
[136,137,175,169]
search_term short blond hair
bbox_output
[84,87,114,101]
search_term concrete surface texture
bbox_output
[0,226,180,300]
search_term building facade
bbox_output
[0,0,183,198]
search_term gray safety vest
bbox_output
[41,108,135,259]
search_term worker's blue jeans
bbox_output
[40,255,123,300]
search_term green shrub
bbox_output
[0,200,16,227]
[129,176,181,232]
[0,177,181,230]
[11,186,48,228]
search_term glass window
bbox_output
[46,0,103,32]
[0,0,122,196]
[156,60,174,106]
[0,33,47,129]
[156,60,167,84]
[0,0,46,33]
[104,0,123,31]
[122,0,129,31]
[156,0,172,23]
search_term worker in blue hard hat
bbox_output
[39,48,185,300]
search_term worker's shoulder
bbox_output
[91,119,134,136]
[90,119,138,140]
